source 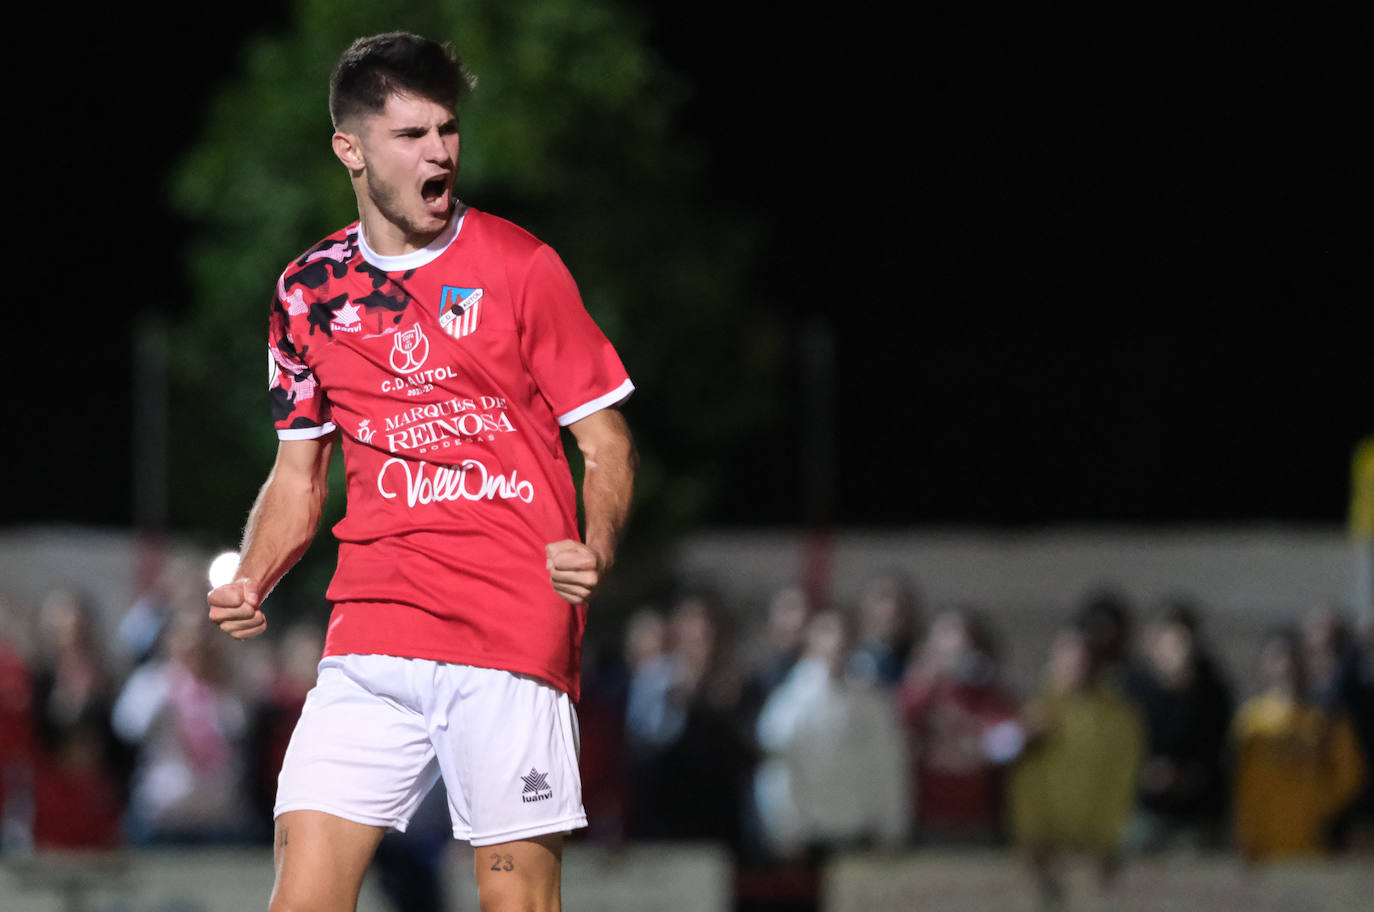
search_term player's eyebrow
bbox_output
[392,117,459,138]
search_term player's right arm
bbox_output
[207,434,336,639]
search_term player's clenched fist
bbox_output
[207,578,268,639]
[546,540,606,605]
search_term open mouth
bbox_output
[421,176,449,210]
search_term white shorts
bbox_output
[274,655,586,847]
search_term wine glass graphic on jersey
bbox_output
[389,324,430,373]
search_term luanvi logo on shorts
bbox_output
[520,768,553,803]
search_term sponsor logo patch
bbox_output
[377,458,535,507]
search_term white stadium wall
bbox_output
[0,523,1362,693]
[672,525,1361,693]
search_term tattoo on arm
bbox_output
[489,853,515,872]
[276,826,289,848]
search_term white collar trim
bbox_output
[357,203,467,271]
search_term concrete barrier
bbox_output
[0,842,733,912]
[823,849,1374,912]
[6,845,1371,911]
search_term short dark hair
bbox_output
[329,32,475,129]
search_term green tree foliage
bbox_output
[170,0,782,613]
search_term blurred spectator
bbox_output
[29,588,127,848]
[1304,605,1374,848]
[249,622,323,822]
[1,600,36,855]
[1231,626,1365,861]
[116,554,205,669]
[624,595,751,849]
[1123,598,1233,854]
[622,607,674,750]
[574,607,667,843]
[737,585,812,728]
[733,585,816,864]
[1009,622,1144,906]
[899,608,1019,844]
[752,608,909,862]
[848,573,921,689]
[1074,588,1137,688]
[112,606,257,844]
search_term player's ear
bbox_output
[332,128,366,175]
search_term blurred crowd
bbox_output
[0,559,322,853]
[1,563,1372,908]
[578,575,1373,908]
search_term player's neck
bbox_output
[357,205,465,272]
[357,203,455,258]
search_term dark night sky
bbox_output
[644,8,1370,526]
[11,9,1368,530]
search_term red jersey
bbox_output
[267,206,633,699]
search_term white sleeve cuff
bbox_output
[556,379,635,426]
[277,422,336,441]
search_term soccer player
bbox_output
[206,32,636,912]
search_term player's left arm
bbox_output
[547,407,636,604]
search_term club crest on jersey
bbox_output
[389,323,431,373]
[331,300,363,333]
[439,286,483,339]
